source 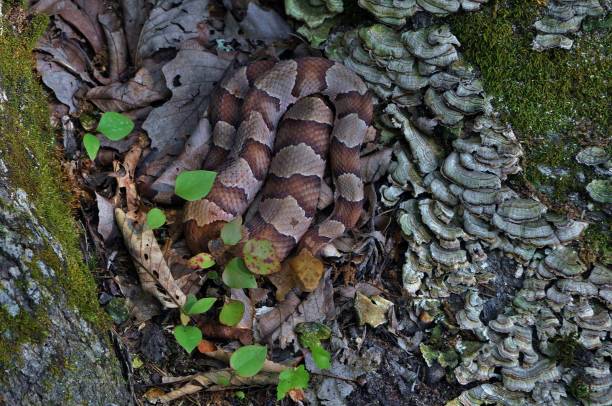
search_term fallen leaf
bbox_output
[198,320,253,345]
[112,134,147,214]
[141,45,231,163]
[95,192,117,242]
[186,253,216,270]
[136,0,213,62]
[354,292,393,328]
[197,339,216,353]
[32,0,106,55]
[258,271,335,349]
[120,0,151,63]
[157,369,277,402]
[144,119,212,204]
[288,249,324,292]
[230,288,254,330]
[98,12,129,82]
[115,208,186,308]
[144,387,166,401]
[239,3,293,41]
[35,55,81,113]
[243,239,281,275]
[86,66,167,112]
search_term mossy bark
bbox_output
[0,10,130,405]
[0,181,130,404]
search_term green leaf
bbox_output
[219,299,244,326]
[221,217,243,246]
[146,208,166,229]
[96,112,134,141]
[184,295,216,315]
[187,253,216,270]
[277,365,310,400]
[222,257,257,288]
[310,342,331,370]
[230,345,267,377]
[235,391,245,400]
[173,325,202,354]
[83,133,100,160]
[175,170,217,201]
[217,375,231,386]
[242,239,280,275]
[184,294,197,312]
[208,271,220,281]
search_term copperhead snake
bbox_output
[183,57,373,264]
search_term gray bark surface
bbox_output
[0,171,131,405]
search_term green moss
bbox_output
[568,377,591,402]
[449,1,611,261]
[549,332,584,368]
[0,10,106,366]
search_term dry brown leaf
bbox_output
[258,271,334,349]
[146,120,212,204]
[197,339,216,353]
[32,0,106,55]
[158,369,278,403]
[288,249,324,292]
[144,387,166,402]
[288,389,305,402]
[257,291,301,340]
[267,262,297,301]
[111,134,147,215]
[197,320,253,345]
[115,208,186,308]
[95,192,117,242]
[98,12,129,82]
[86,66,167,112]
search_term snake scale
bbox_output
[183,57,373,265]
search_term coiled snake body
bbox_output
[184,57,373,265]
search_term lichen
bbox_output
[0,8,106,366]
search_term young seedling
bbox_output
[295,322,332,369]
[174,294,216,354]
[82,111,134,160]
[277,365,310,400]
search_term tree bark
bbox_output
[0,174,131,405]
[0,78,131,406]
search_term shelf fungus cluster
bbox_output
[285,0,343,46]
[288,0,489,45]
[324,19,609,406]
[532,0,608,51]
[358,0,488,26]
[449,248,612,405]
